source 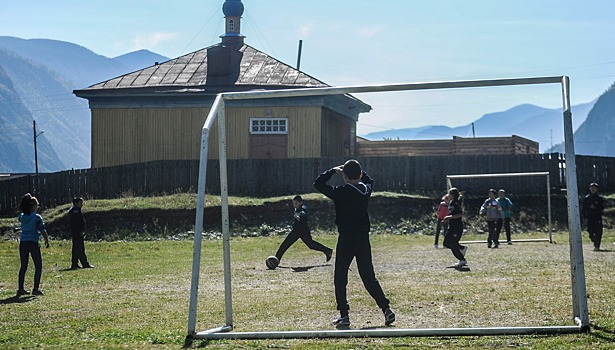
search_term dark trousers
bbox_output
[435,219,448,245]
[18,241,43,291]
[587,217,603,248]
[334,234,390,315]
[444,228,466,261]
[487,220,500,246]
[71,233,90,267]
[275,228,331,260]
[497,217,511,242]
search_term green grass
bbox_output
[1,231,614,349]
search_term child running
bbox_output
[274,195,333,263]
[314,159,395,328]
[443,188,468,269]
[17,193,50,296]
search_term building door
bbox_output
[249,134,288,159]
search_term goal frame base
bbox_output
[194,325,584,340]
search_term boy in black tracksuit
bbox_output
[313,160,395,327]
[274,195,333,262]
[68,197,93,269]
[582,182,605,251]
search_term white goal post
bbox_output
[446,171,553,243]
[187,76,588,340]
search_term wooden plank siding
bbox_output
[92,108,211,167]
[321,109,354,157]
[92,106,330,167]
[357,135,538,157]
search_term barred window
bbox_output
[250,118,288,134]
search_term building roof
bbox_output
[79,43,329,92]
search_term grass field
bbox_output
[1,230,614,349]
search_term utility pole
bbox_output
[471,122,476,138]
[33,120,44,176]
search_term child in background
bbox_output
[69,197,94,269]
[479,189,504,248]
[274,195,333,263]
[434,194,450,249]
[496,189,514,245]
[443,188,468,269]
[17,193,50,296]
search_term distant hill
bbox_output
[363,102,595,153]
[113,49,170,74]
[0,36,169,172]
[550,83,615,156]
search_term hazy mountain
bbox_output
[113,49,170,73]
[363,102,595,153]
[550,83,615,156]
[0,37,169,172]
[0,59,63,172]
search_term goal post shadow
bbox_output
[188,76,589,340]
[446,172,553,244]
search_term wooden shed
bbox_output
[74,0,370,168]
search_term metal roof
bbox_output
[81,44,329,91]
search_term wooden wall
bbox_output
[4,154,615,213]
[92,107,210,167]
[91,106,324,167]
[357,135,539,157]
[321,108,354,157]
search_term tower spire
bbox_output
[221,0,245,48]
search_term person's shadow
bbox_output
[1,295,36,304]
[278,264,329,272]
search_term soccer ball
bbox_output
[265,256,279,270]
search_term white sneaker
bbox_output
[460,246,468,256]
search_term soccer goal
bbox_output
[187,76,588,340]
[446,171,553,243]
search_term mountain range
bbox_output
[0,36,168,173]
[0,36,613,173]
[362,101,596,153]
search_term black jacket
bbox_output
[582,193,604,220]
[313,168,373,235]
[68,206,86,234]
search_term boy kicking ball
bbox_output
[270,195,333,267]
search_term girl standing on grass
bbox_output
[17,193,50,296]
[434,194,450,249]
[443,188,467,269]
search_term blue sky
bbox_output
[1,0,614,138]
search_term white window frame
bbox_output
[249,118,288,135]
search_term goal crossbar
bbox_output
[446,171,552,243]
[187,76,589,339]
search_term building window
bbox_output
[229,19,235,32]
[250,118,288,134]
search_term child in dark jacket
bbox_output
[314,159,395,328]
[68,197,93,269]
[274,195,333,262]
[479,189,504,248]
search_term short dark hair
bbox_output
[342,159,362,180]
[590,182,599,189]
[292,195,302,202]
[73,197,84,205]
[489,189,496,195]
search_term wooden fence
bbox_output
[1,154,614,213]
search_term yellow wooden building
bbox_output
[74,0,370,168]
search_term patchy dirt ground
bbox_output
[1,193,606,241]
